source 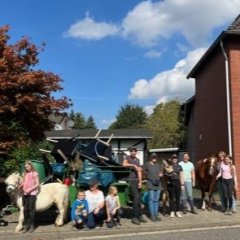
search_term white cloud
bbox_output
[65,1,240,47]
[144,49,162,58]
[128,48,206,102]
[121,0,240,47]
[65,15,119,40]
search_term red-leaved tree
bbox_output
[0,26,71,153]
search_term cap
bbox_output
[151,153,157,158]
[130,147,137,152]
[171,154,178,159]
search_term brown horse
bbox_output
[195,156,219,210]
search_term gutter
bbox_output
[220,40,233,156]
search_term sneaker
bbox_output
[139,216,147,223]
[176,211,182,218]
[224,210,229,215]
[228,210,232,215]
[155,215,161,221]
[232,209,237,214]
[150,216,157,221]
[182,208,187,214]
[170,211,175,218]
[191,208,198,214]
[131,218,140,225]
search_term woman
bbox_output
[166,154,184,218]
[19,160,40,233]
[85,179,105,228]
[216,150,226,211]
[216,155,237,215]
[143,153,162,221]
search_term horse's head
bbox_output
[162,159,174,174]
[5,172,22,194]
[206,156,218,176]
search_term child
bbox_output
[105,186,122,228]
[71,190,89,228]
[19,160,40,233]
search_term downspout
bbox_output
[220,40,232,156]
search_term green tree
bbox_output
[73,112,86,129]
[85,116,97,129]
[146,100,185,148]
[109,103,147,129]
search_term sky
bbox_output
[1,0,240,128]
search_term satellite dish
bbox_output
[54,124,63,130]
[67,120,75,128]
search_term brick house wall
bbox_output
[228,36,240,196]
[192,48,229,160]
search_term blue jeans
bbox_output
[148,189,160,217]
[181,181,194,209]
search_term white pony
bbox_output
[5,172,69,231]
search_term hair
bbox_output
[77,189,85,196]
[225,155,235,176]
[108,185,117,194]
[217,150,226,157]
[183,152,190,157]
[22,160,36,178]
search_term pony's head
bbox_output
[5,172,21,193]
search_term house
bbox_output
[45,129,152,165]
[184,15,240,196]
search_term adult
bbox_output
[19,160,40,233]
[216,155,237,215]
[167,154,184,218]
[216,150,226,211]
[143,153,162,221]
[123,147,147,225]
[85,179,105,229]
[179,152,197,214]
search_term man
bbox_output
[122,147,147,225]
[179,152,197,214]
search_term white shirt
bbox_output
[85,190,104,213]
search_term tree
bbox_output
[0,25,71,153]
[146,100,185,149]
[109,103,147,129]
[85,115,97,129]
[73,112,86,129]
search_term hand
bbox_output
[234,185,238,192]
[181,185,185,191]
[106,217,111,222]
[72,220,76,226]
[94,207,100,215]
[112,208,117,216]
[192,182,195,187]
[138,182,142,189]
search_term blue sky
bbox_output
[1,0,240,128]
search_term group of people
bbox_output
[123,148,197,225]
[19,148,238,232]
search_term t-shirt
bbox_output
[71,199,89,221]
[125,155,140,180]
[85,190,104,213]
[105,195,119,213]
[179,161,194,182]
[143,162,161,190]
[22,171,39,196]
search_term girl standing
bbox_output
[20,160,40,233]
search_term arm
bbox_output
[71,201,77,222]
[191,168,196,187]
[233,165,238,188]
[123,159,141,171]
[105,200,111,221]
[28,172,40,193]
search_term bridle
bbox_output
[208,157,218,176]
